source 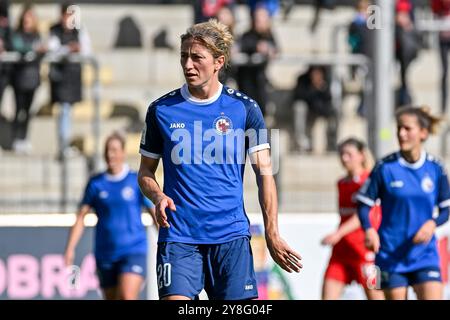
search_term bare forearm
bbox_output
[138,168,164,204]
[66,220,84,251]
[257,172,302,273]
[65,207,89,252]
[251,150,302,273]
[257,174,279,239]
[335,214,361,238]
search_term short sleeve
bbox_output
[140,104,164,159]
[356,163,383,207]
[245,101,270,154]
[80,179,95,207]
[437,164,450,209]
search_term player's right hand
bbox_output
[64,249,75,267]
[364,228,380,253]
[155,194,176,228]
[413,219,436,244]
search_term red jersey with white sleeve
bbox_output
[323,171,381,287]
[333,171,381,260]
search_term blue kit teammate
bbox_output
[64,132,157,300]
[357,106,450,300]
[138,19,302,300]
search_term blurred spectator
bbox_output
[291,66,338,153]
[431,0,450,113]
[0,0,10,53]
[216,5,237,85]
[236,5,278,117]
[348,0,372,57]
[0,0,11,115]
[152,27,174,51]
[280,0,295,21]
[395,0,421,107]
[114,16,142,48]
[247,0,279,17]
[11,4,46,154]
[347,0,373,117]
[0,0,8,44]
[48,2,91,159]
[311,0,336,33]
[216,4,235,36]
[193,0,234,24]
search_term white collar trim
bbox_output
[105,164,130,181]
[398,150,426,169]
[180,83,223,105]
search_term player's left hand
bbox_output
[154,193,176,228]
[321,232,341,246]
[413,220,436,244]
[266,236,302,273]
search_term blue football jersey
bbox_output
[81,165,154,261]
[139,84,269,244]
[356,151,450,272]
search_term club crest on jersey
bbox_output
[213,114,233,135]
[421,175,434,193]
[122,187,135,200]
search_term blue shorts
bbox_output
[380,267,442,289]
[96,254,147,289]
[156,237,258,300]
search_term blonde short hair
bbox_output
[181,19,234,68]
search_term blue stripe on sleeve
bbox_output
[434,206,450,227]
[358,202,372,231]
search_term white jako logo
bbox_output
[140,123,147,145]
[132,265,143,274]
[427,271,440,278]
[390,180,404,188]
[170,123,185,129]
